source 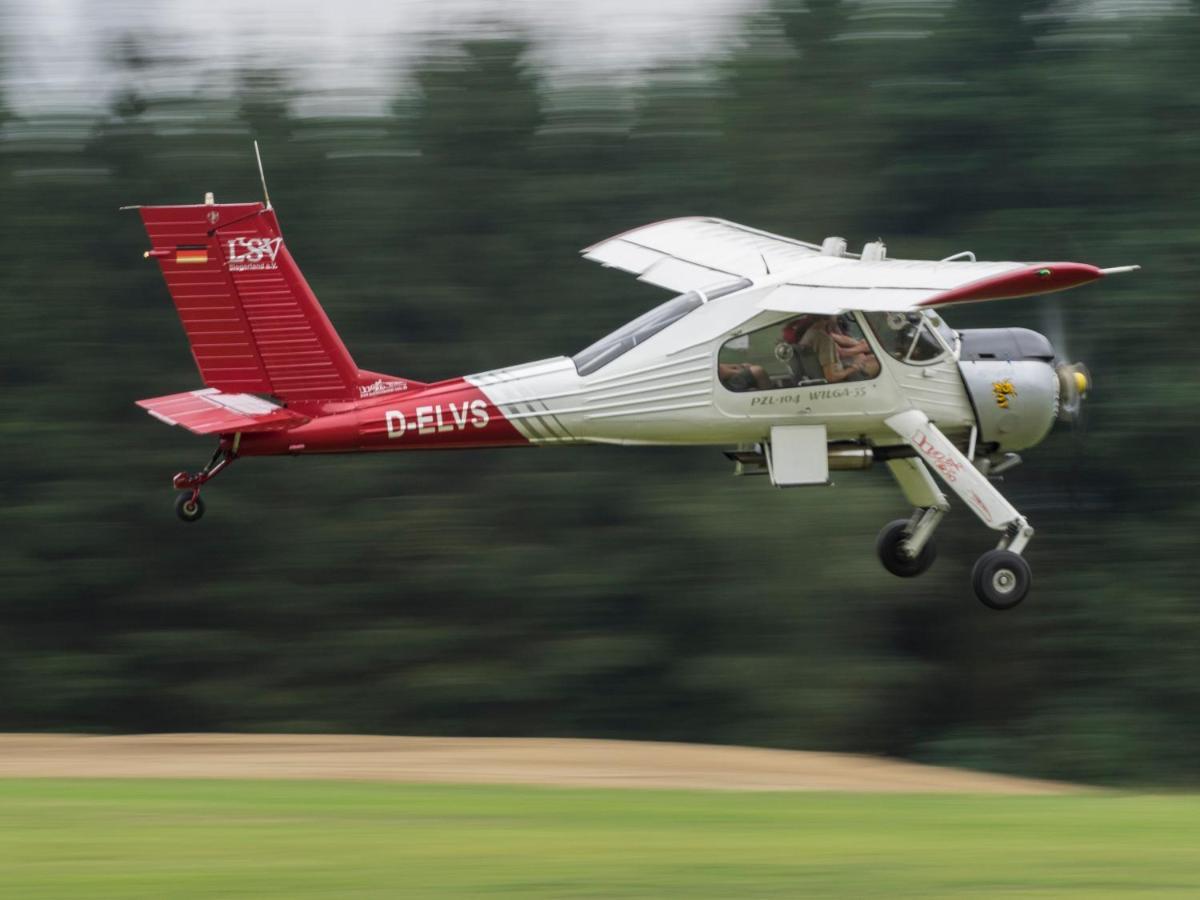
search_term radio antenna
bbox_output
[253,140,272,209]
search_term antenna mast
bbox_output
[253,140,272,209]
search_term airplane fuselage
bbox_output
[237,311,1058,461]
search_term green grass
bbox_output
[1,781,1198,898]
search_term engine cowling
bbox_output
[957,328,1060,452]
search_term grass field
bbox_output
[1,780,1197,897]
[2,777,1200,897]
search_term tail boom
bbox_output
[235,377,529,456]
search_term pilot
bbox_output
[799,316,880,383]
[830,316,875,361]
[719,362,771,392]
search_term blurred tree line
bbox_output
[1,1,1198,784]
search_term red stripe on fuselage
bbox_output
[235,377,528,456]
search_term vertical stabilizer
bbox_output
[139,201,360,403]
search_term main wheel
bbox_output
[175,491,205,523]
[972,550,1031,610]
[876,519,936,578]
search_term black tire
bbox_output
[876,519,936,578]
[175,492,205,523]
[972,549,1031,610]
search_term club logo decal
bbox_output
[992,380,1017,408]
[227,237,283,272]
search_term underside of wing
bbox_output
[582,217,824,293]
[136,389,308,435]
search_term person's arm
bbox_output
[821,359,864,383]
[816,333,860,382]
[831,332,869,355]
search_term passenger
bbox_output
[719,362,771,392]
[799,316,880,382]
[780,315,814,345]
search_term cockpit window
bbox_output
[573,279,750,377]
[718,313,881,392]
[863,311,949,365]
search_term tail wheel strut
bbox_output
[171,443,235,522]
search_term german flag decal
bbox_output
[175,246,208,264]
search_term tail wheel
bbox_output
[876,519,936,578]
[175,492,205,523]
[972,549,1031,610]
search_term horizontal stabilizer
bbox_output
[136,388,308,435]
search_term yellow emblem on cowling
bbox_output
[992,380,1017,408]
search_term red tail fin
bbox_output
[139,202,359,402]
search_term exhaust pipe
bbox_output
[828,445,874,470]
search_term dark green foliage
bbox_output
[1,3,1197,784]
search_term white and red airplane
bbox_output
[131,188,1135,609]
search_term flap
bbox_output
[136,388,308,435]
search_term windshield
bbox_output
[924,310,958,352]
[573,279,750,376]
[863,310,950,365]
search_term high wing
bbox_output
[756,258,1122,314]
[136,389,308,435]
[583,217,1137,313]
[581,217,824,293]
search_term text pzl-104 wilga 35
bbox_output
[130,183,1136,610]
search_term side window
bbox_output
[574,291,704,376]
[863,311,949,365]
[718,314,881,392]
[573,279,751,378]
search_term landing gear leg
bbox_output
[878,457,950,578]
[876,507,944,577]
[171,442,236,523]
[887,411,1036,611]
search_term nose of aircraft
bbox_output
[1055,360,1091,422]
